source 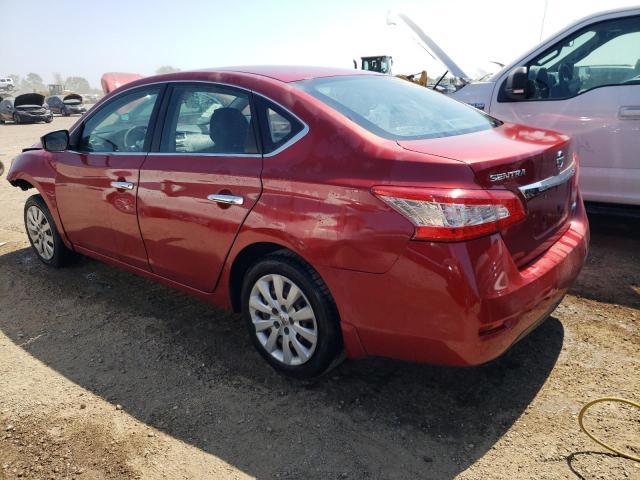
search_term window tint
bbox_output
[255,97,304,153]
[160,86,257,154]
[267,108,293,143]
[295,76,499,140]
[524,16,640,101]
[77,87,160,152]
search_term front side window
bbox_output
[159,85,257,154]
[295,75,500,140]
[524,16,640,100]
[77,87,160,152]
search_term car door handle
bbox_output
[110,181,135,190]
[619,106,640,119]
[207,194,244,206]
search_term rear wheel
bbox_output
[241,252,343,378]
[24,195,75,267]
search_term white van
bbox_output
[407,8,640,206]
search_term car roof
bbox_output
[182,65,379,83]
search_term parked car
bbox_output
[396,7,640,206]
[7,67,589,377]
[0,94,53,124]
[45,94,87,116]
[0,77,15,92]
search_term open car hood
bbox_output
[63,93,83,105]
[389,12,471,82]
[101,72,143,94]
[14,93,45,107]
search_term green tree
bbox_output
[156,65,180,75]
[65,76,91,93]
[23,72,45,92]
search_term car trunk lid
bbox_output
[398,124,576,267]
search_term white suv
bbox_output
[0,78,15,92]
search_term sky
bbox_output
[1,0,639,88]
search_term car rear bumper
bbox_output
[325,196,589,365]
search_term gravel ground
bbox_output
[0,118,638,480]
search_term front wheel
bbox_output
[24,195,75,267]
[241,252,343,378]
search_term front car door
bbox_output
[137,82,262,291]
[54,85,164,269]
[489,14,640,205]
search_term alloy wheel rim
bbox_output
[26,206,55,260]
[249,273,318,366]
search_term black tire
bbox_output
[13,113,20,124]
[45,116,53,123]
[24,195,75,267]
[62,107,70,117]
[241,251,343,378]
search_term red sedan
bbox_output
[7,66,589,378]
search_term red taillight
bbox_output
[372,186,526,242]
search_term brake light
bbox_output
[372,186,526,241]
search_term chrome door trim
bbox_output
[71,80,311,157]
[148,152,261,158]
[207,194,244,205]
[518,162,576,200]
[110,181,135,190]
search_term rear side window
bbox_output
[255,97,305,154]
[77,87,161,153]
[159,85,258,154]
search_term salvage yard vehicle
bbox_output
[0,94,53,124]
[7,67,589,378]
[45,94,87,116]
[0,77,15,92]
[396,7,640,206]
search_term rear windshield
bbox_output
[294,75,501,140]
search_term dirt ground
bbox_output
[0,118,638,480]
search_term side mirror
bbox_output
[504,66,530,100]
[42,130,69,152]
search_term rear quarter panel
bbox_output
[222,76,480,276]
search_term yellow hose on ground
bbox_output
[578,397,640,462]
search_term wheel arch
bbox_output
[8,166,73,251]
[228,242,296,313]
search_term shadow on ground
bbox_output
[0,245,564,479]
[570,212,640,310]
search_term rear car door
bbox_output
[490,15,640,205]
[54,85,163,269]
[137,83,262,291]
